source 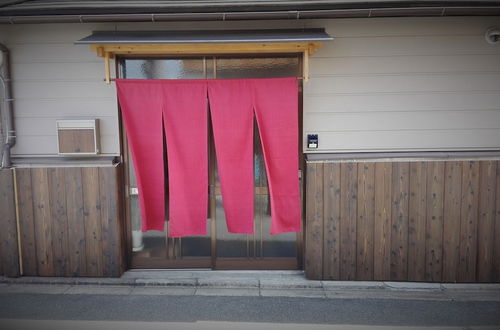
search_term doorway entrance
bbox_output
[119,55,303,270]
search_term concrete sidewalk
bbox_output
[1,270,500,301]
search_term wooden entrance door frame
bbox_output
[117,54,304,270]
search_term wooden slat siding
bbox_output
[99,166,124,277]
[82,167,103,276]
[495,163,500,282]
[390,162,410,281]
[442,161,463,282]
[425,162,445,282]
[458,161,480,282]
[64,167,87,276]
[47,168,70,276]
[340,162,358,280]
[15,168,38,276]
[0,232,2,275]
[0,169,20,277]
[477,161,497,282]
[408,162,427,282]
[116,164,127,274]
[31,168,54,276]
[305,162,324,279]
[356,162,375,280]
[374,163,392,280]
[306,158,500,282]
[322,162,341,279]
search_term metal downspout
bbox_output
[0,43,14,168]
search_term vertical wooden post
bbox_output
[104,52,111,84]
[305,162,324,279]
[0,169,20,277]
[303,50,309,82]
[13,169,24,275]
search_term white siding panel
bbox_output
[304,92,500,113]
[310,55,500,75]
[304,111,500,132]
[304,17,500,153]
[2,20,304,44]
[12,62,104,80]
[4,17,500,156]
[306,17,500,37]
[9,43,100,64]
[12,81,115,99]
[11,135,119,156]
[316,36,499,58]
[14,117,119,137]
[305,129,500,153]
[14,98,117,117]
[306,74,500,94]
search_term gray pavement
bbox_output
[1,270,500,328]
[1,270,500,301]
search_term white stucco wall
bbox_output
[0,16,499,157]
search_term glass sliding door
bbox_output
[120,55,302,269]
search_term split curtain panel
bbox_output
[117,78,300,238]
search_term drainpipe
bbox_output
[0,43,15,168]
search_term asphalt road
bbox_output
[1,293,500,328]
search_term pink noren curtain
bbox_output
[161,81,208,237]
[208,79,254,233]
[209,78,301,234]
[117,79,208,237]
[253,78,301,234]
[117,78,300,237]
[117,80,165,232]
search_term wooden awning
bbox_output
[76,29,333,83]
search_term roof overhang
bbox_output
[76,29,333,83]
[1,1,500,23]
[76,29,333,44]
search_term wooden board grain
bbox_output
[356,162,375,280]
[442,161,463,282]
[31,168,54,276]
[340,162,358,280]
[99,166,124,277]
[374,162,392,280]
[0,169,20,277]
[476,161,497,282]
[323,162,341,280]
[494,162,500,282]
[408,162,427,282]
[64,167,87,276]
[390,162,410,281]
[14,168,37,276]
[82,167,103,276]
[305,162,324,280]
[48,168,70,276]
[425,162,445,282]
[458,161,480,282]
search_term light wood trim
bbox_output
[104,52,111,84]
[13,169,23,276]
[92,42,321,82]
[91,42,322,56]
[303,50,309,82]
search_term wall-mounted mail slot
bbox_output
[56,119,100,156]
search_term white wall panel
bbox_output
[2,16,500,156]
[304,17,500,153]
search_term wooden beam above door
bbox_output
[90,42,323,84]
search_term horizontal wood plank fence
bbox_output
[0,165,126,277]
[305,160,500,282]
